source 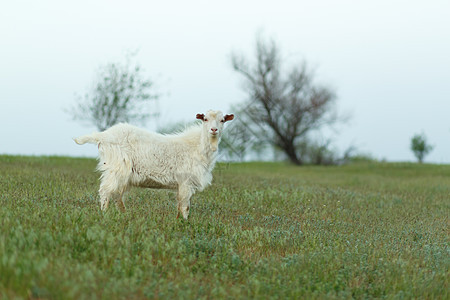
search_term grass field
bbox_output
[0,155,448,299]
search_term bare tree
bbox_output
[68,52,159,131]
[231,36,340,165]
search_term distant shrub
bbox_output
[295,139,338,166]
[410,133,433,163]
[346,153,378,164]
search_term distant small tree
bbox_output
[410,133,433,163]
[68,51,159,131]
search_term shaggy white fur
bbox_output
[74,110,234,219]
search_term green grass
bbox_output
[0,155,448,299]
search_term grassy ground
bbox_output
[0,155,448,299]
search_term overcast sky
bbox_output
[1,0,449,162]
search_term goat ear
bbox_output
[196,113,205,121]
[224,114,234,122]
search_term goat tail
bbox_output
[73,132,102,145]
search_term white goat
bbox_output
[74,110,234,219]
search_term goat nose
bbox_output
[211,128,218,132]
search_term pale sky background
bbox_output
[1,0,449,162]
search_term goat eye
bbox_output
[204,118,208,122]
[220,120,225,123]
